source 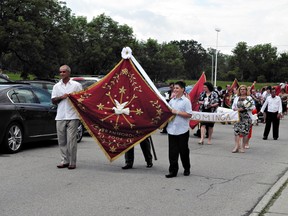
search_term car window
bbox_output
[32,88,52,105]
[46,83,54,94]
[8,88,37,104]
[31,83,43,89]
[0,77,8,82]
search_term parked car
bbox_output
[0,74,12,82]
[33,78,59,83]
[17,80,56,94]
[185,85,194,94]
[71,76,102,89]
[157,84,194,99]
[0,83,83,153]
[157,86,170,98]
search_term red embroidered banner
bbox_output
[68,59,173,161]
[189,72,206,129]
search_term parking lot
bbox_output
[1,118,288,216]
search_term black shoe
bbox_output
[273,137,278,140]
[165,173,177,178]
[122,164,133,169]
[183,170,190,176]
[57,163,69,168]
[68,165,76,170]
[146,162,153,168]
[263,137,267,140]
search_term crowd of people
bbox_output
[51,66,287,179]
[214,82,286,152]
[160,80,286,177]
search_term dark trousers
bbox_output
[125,137,153,166]
[168,131,190,174]
[263,111,280,139]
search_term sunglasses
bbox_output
[59,71,66,73]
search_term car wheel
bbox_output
[3,123,23,153]
[76,123,83,143]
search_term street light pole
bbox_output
[214,28,221,87]
[209,54,214,83]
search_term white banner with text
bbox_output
[191,108,239,122]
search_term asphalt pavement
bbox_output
[1,117,288,216]
[250,154,288,216]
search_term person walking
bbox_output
[279,88,287,116]
[221,84,232,108]
[122,137,153,169]
[231,85,255,153]
[261,86,272,123]
[198,82,219,145]
[165,81,192,178]
[259,88,283,140]
[51,65,82,169]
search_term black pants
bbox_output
[263,111,280,139]
[125,137,153,166]
[168,131,190,174]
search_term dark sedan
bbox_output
[0,83,83,153]
[0,74,12,82]
[17,80,56,94]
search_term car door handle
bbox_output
[19,107,27,111]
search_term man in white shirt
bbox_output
[260,88,282,140]
[51,65,82,169]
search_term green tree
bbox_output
[134,39,184,82]
[171,40,207,80]
[161,42,185,80]
[134,39,162,82]
[72,13,135,75]
[275,52,288,81]
[0,0,73,78]
[215,53,230,82]
[229,42,250,81]
[248,44,278,82]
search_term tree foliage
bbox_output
[0,0,287,83]
[0,0,73,78]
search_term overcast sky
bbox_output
[64,0,288,55]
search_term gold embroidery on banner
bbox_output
[97,103,104,110]
[76,93,92,111]
[95,67,146,130]
[103,67,142,93]
[110,146,117,152]
[91,124,138,152]
[150,100,164,124]
[77,103,86,111]
[121,68,129,75]
[86,67,165,153]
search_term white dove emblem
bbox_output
[164,92,169,100]
[112,99,130,115]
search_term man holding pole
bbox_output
[122,137,154,169]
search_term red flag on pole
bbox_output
[231,78,240,92]
[224,78,239,108]
[274,85,281,95]
[68,49,173,162]
[250,81,256,92]
[189,72,206,129]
